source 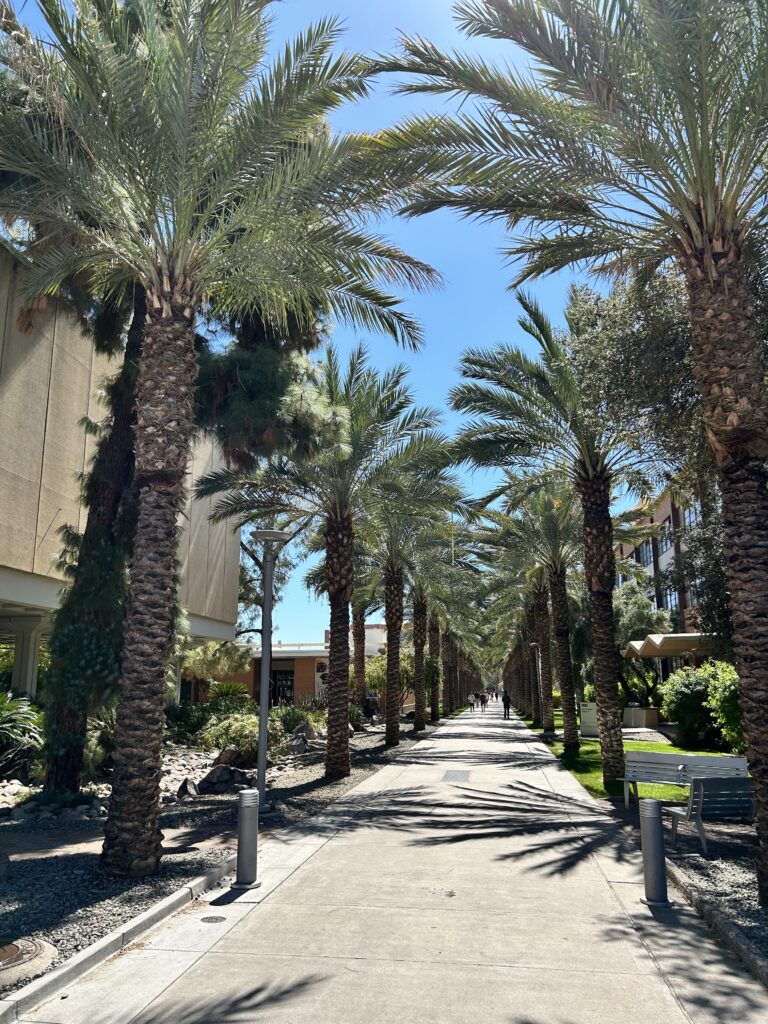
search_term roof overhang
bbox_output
[622,633,713,659]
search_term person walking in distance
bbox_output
[502,690,511,720]
[468,693,475,713]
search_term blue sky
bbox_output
[266,1,579,640]
[17,0,583,641]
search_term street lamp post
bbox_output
[252,529,291,813]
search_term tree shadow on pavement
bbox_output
[135,976,326,1024]
[342,780,640,877]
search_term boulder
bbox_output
[214,745,241,767]
[291,720,317,741]
[197,764,251,794]
[177,777,199,800]
[288,733,309,755]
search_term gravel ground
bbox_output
[0,846,232,995]
[664,821,768,958]
[0,720,439,995]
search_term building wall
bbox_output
[0,252,238,637]
[294,658,317,702]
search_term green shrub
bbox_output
[348,703,363,731]
[209,680,249,703]
[270,704,311,734]
[166,701,213,743]
[196,713,286,765]
[0,691,43,773]
[551,690,562,710]
[582,682,596,703]
[660,664,723,748]
[705,661,745,754]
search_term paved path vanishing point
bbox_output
[15,704,768,1024]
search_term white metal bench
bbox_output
[620,751,748,808]
[663,776,754,854]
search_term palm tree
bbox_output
[427,611,441,721]
[452,295,648,784]
[201,345,441,776]
[0,0,438,875]
[382,0,768,901]
[490,481,583,749]
[362,478,462,746]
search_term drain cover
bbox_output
[0,937,57,986]
[442,770,470,783]
[201,916,226,924]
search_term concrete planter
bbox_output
[622,707,660,728]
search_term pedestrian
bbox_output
[480,692,488,712]
[502,690,511,720]
[468,693,475,712]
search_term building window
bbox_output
[683,504,701,530]
[658,517,673,554]
[615,573,625,589]
[665,588,679,612]
[637,539,653,567]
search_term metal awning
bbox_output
[622,633,712,659]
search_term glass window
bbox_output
[683,505,701,530]
[665,588,679,612]
[638,539,653,567]
[658,517,673,554]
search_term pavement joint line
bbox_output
[193,948,661,975]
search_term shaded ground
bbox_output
[0,721,438,994]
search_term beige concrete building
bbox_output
[614,490,701,630]
[0,251,239,696]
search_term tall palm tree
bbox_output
[427,611,441,722]
[452,294,648,784]
[0,0,437,876]
[382,0,768,901]
[201,345,441,776]
[494,481,584,749]
[362,477,462,746]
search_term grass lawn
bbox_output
[518,712,720,802]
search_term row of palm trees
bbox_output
[373,0,768,906]
[4,0,768,907]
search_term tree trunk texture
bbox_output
[324,512,354,778]
[412,593,427,732]
[428,613,441,721]
[352,606,367,705]
[384,564,404,746]
[549,569,580,751]
[684,249,768,903]
[533,588,555,733]
[525,611,541,726]
[575,473,624,785]
[102,292,197,877]
[44,289,145,796]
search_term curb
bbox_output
[0,852,236,1023]
[665,858,768,990]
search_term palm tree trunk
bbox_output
[412,592,427,732]
[549,569,580,751]
[525,611,541,726]
[102,296,197,877]
[428,613,440,721]
[442,632,454,715]
[352,606,366,705]
[44,289,144,797]
[533,587,555,732]
[384,564,404,746]
[685,252,768,903]
[575,473,624,786]
[325,512,354,778]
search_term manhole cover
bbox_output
[442,770,470,783]
[0,937,57,985]
[200,916,226,924]
[1,939,45,970]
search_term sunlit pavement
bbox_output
[18,702,768,1024]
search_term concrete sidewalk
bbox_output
[18,705,768,1024]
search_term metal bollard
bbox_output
[639,798,671,907]
[231,788,262,890]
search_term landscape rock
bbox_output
[177,777,199,800]
[291,721,317,741]
[288,733,309,754]
[214,745,241,767]
[197,764,252,794]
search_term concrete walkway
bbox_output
[18,705,768,1024]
